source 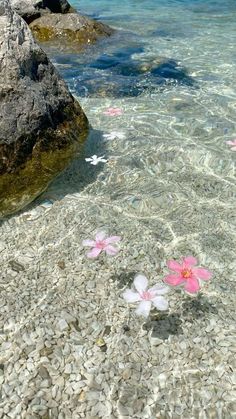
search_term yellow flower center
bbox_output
[182,269,192,278]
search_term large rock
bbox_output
[9,0,114,50]
[0,0,89,217]
[29,12,114,48]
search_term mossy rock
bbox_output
[30,12,114,50]
[0,103,89,217]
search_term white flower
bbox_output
[103,131,126,141]
[85,155,107,165]
[123,274,169,318]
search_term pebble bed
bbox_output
[1,94,236,418]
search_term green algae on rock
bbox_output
[0,103,88,217]
[0,1,89,217]
[29,12,114,50]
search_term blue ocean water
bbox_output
[52,0,236,100]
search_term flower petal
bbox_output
[152,296,169,311]
[167,259,182,273]
[104,236,121,244]
[95,231,106,241]
[135,300,151,318]
[226,140,236,145]
[122,289,141,303]
[192,267,212,281]
[105,245,119,256]
[134,274,148,293]
[85,158,92,162]
[164,274,185,286]
[87,247,102,258]
[184,277,200,294]
[182,256,198,267]
[82,239,96,247]
[149,283,170,295]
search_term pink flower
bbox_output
[123,274,169,318]
[226,139,236,151]
[82,231,121,258]
[163,256,212,294]
[103,107,123,116]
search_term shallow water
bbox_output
[48,0,236,275]
[1,0,236,417]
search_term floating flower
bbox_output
[85,155,107,165]
[103,131,126,141]
[103,107,123,116]
[82,231,121,258]
[226,139,236,151]
[123,274,169,318]
[163,256,212,294]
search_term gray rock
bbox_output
[9,0,73,23]
[9,0,43,23]
[0,0,88,217]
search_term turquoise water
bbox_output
[48,0,236,279]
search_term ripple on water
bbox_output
[1,1,236,417]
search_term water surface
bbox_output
[1,1,236,417]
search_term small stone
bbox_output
[78,390,86,402]
[38,365,50,380]
[95,338,107,351]
[64,364,72,374]
[150,336,163,346]
[57,260,66,270]
[122,368,131,380]
[8,260,25,272]
[57,319,69,331]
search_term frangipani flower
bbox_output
[226,139,236,151]
[164,256,212,294]
[82,231,121,258]
[103,107,123,116]
[85,155,107,165]
[123,274,169,318]
[103,131,126,141]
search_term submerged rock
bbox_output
[0,1,88,217]
[72,46,196,98]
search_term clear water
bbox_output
[47,0,236,278]
[1,1,236,417]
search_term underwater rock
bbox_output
[73,47,196,98]
[150,59,194,86]
[0,0,89,217]
[29,12,114,48]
